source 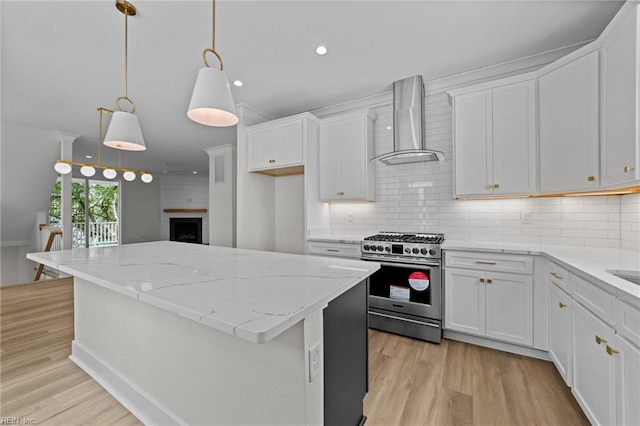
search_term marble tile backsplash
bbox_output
[328,93,640,251]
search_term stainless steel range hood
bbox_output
[372,75,445,165]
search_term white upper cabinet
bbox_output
[319,109,376,202]
[450,75,537,197]
[539,50,600,193]
[600,4,640,187]
[247,113,318,175]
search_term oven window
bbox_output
[369,265,432,305]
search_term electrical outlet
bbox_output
[521,212,532,225]
[347,212,354,223]
[309,342,322,382]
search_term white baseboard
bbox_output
[70,341,184,426]
[443,330,551,361]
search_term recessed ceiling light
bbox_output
[233,80,243,87]
[193,171,198,174]
[315,45,328,56]
[386,126,392,130]
[85,155,93,159]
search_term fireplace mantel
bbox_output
[163,208,207,213]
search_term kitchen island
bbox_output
[27,241,379,425]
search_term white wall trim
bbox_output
[70,340,185,426]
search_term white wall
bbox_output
[327,97,636,250]
[121,178,161,244]
[0,122,62,285]
[275,175,305,254]
[159,175,209,244]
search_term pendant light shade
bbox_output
[103,168,117,179]
[80,165,96,177]
[187,0,238,127]
[54,162,72,175]
[187,67,238,127]
[103,111,146,151]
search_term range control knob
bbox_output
[377,245,384,252]
[404,248,411,253]
[420,248,428,255]
[429,249,437,256]
[385,246,391,252]
[412,247,419,254]
[363,245,370,251]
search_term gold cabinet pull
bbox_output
[494,184,499,189]
[479,278,485,283]
[559,302,567,309]
[550,272,563,279]
[595,335,607,345]
[623,166,635,173]
[587,176,595,181]
[326,248,340,253]
[486,278,493,284]
[336,191,344,196]
[606,345,619,356]
[475,261,497,265]
[269,159,276,163]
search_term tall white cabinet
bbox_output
[449,75,537,197]
[319,110,376,202]
[538,50,600,193]
[600,4,640,187]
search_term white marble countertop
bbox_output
[443,240,640,302]
[27,241,380,343]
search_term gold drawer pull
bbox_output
[595,335,607,345]
[486,279,493,284]
[336,191,344,196]
[479,278,485,283]
[587,176,595,181]
[326,249,340,253]
[550,272,563,279]
[494,184,499,189]
[475,261,497,265]
[623,166,635,173]
[559,302,567,309]
[606,345,619,356]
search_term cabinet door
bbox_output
[338,116,366,199]
[484,271,533,346]
[492,81,536,195]
[444,268,485,336]
[601,11,639,187]
[247,127,274,170]
[613,334,640,426]
[573,302,616,426]
[549,283,573,386]
[271,120,304,167]
[539,51,600,192]
[453,90,493,196]
[319,121,342,200]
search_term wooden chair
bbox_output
[33,229,62,281]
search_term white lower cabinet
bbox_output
[613,334,640,426]
[548,283,573,386]
[572,301,616,426]
[445,267,533,346]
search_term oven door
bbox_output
[368,261,441,320]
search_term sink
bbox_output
[607,270,640,286]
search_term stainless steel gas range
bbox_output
[361,232,444,343]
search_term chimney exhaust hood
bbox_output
[372,75,445,165]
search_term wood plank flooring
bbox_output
[1,278,588,425]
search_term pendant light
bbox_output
[104,0,146,151]
[187,0,238,127]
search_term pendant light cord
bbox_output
[212,0,216,51]
[124,10,129,99]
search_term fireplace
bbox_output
[170,218,203,244]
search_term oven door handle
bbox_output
[370,311,440,328]
[378,261,440,269]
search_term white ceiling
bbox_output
[1,0,624,176]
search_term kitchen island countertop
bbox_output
[27,241,379,343]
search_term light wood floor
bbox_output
[1,278,588,425]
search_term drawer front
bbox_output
[573,274,615,324]
[616,299,640,347]
[307,241,361,258]
[548,262,573,294]
[444,251,533,274]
